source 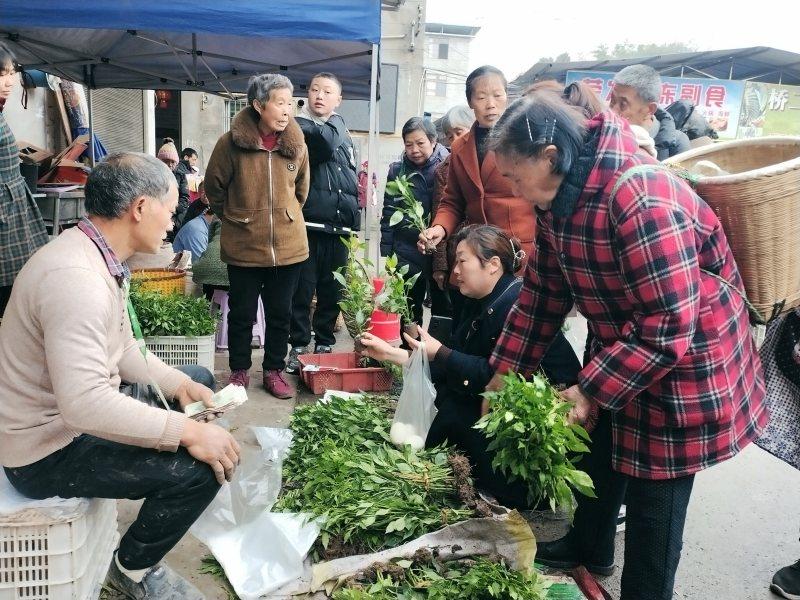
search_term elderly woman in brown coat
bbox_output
[205,73,309,399]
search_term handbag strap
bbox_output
[609,164,766,325]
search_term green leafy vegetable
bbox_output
[276,394,472,559]
[282,393,392,483]
[333,556,551,600]
[129,285,217,337]
[198,555,237,600]
[475,373,595,514]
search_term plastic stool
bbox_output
[211,290,265,351]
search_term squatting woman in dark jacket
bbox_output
[361,224,581,508]
[380,117,449,325]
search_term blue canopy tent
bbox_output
[0,0,379,97]
[0,0,382,252]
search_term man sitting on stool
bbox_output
[0,152,240,600]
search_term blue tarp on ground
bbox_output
[0,0,380,98]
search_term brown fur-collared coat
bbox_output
[205,106,310,267]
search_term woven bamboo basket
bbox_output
[131,268,187,295]
[665,136,800,319]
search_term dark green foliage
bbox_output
[129,285,217,337]
[475,373,595,513]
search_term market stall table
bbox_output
[32,183,84,236]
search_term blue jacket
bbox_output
[172,214,210,259]
[380,143,449,271]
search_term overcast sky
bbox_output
[426,0,800,80]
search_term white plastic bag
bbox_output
[190,427,320,600]
[390,343,437,450]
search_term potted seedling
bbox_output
[333,235,374,353]
[386,174,436,254]
[374,253,420,341]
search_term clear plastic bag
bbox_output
[390,343,437,450]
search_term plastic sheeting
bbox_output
[0,468,88,521]
[269,510,538,598]
[190,427,320,600]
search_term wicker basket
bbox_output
[665,137,800,319]
[131,268,186,295]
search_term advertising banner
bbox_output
[566,70,745,139]
[739,82,800,137]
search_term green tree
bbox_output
[593,41,697,60]
[536,52,571,64]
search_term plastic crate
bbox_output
[145,335,215,372]
[298,352,393,394]
[0,499,118,600]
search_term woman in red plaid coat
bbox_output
[486,92,768,600]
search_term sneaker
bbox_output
[264,369,295,399]
[228,369,250,388]
[772,560,800,599]
[285,347,307,374]
[314,344,333,354]
[107,555,205,599]
[535,536,615,577]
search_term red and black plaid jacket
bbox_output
[490,112,768,480]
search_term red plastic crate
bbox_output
[298,352,393,394]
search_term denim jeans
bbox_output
[4,365,220,570]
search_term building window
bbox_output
[438,43,449,60]
[425,74,448,98]
[224,97,248,131]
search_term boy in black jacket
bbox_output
[287,73,360,373]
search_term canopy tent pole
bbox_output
[365,43,379,265]
[87,85,95,167]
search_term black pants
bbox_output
[426,396,532,509]
[428,277,452,318]
[290,231,348,349]
[0,285,10,318]
[227,263,302,371]
[407,268,427,326]
[4,365,220,571]
[567,410,695,600]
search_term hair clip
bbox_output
[536,118,557,145]
[525,115,534,143]
[546,118,557,144]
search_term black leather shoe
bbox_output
[536,536,615,577]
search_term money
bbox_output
[184,384,248,420]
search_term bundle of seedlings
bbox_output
[386,174,436,254]
[281,393,393,485]
[332,550,551,600]
[275,394,481,560]
[476,373,596,514]
[274,439,472,559]
[333,235,374,352]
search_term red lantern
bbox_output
[155,90,172,109]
